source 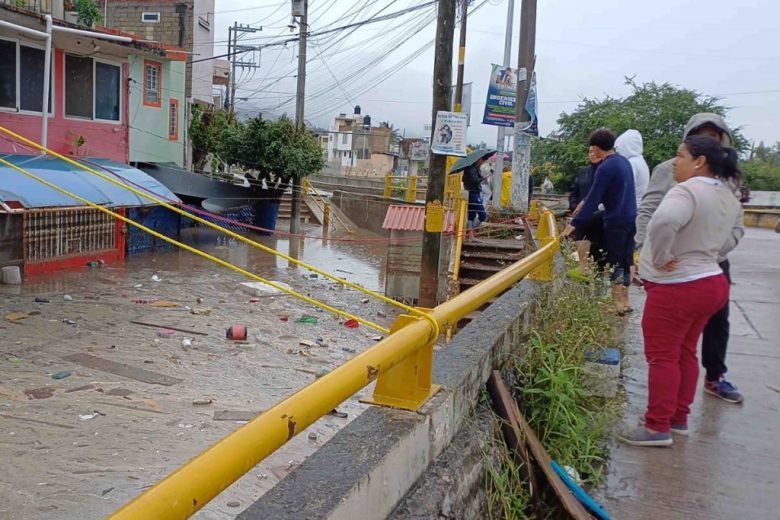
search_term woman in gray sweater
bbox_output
[620,136,743,447]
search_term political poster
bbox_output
[482,64,527,127]
[408,140,428,161]
[430,111,468,157]
[521,71,539,136]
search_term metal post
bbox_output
[41,15,52,150]
[228,23,236,110]
[453,0,468,112]
[510,0,536,213]
[492,0,514,207]
[290,0,307,236]
[418,0,456,308]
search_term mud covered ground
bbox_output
[0,225,399,519]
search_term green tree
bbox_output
[188,105,236,171]
[741,142,780,191]
[379,121,402,144]
[74,0,102,27]
[532,79,747,190]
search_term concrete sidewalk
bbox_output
[600,227,780,519]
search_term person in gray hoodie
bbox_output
[617,129,650,284]
[636,112,745,404]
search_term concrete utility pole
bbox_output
[418,0,456,308]
[226,23,262,110]
[290,0,308,237]
[510,0,536,213]
[453,0,469,112]
[492,0,514,207]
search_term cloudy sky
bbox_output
[210,0,780,148]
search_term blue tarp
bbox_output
[0,154,180,209]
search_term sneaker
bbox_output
[670,423,689,436]
[618,427,673,447]
[704,378,744,404]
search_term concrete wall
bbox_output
[127,55,185,165]
[329,190,419,236]
[238,278,546,519]
[190,0,214,104]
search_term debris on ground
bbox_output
[190,308,211,316]
[50,371,71,380]
[192,398,214,406]
[295,315,318,324]
[343,319,359,328]
[327,409,348,419]
[24,387,55,400]
[5,311,30,322]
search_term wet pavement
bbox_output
[599,227,780,519]
[0,223,401,519]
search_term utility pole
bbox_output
[226,23,262,111]
[418,0,456,308]
[492,0,514,207]
[290,0,308,237]
[511,0,536,213]
[453,0,469,112]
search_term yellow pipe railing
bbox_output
[109,210,559,520]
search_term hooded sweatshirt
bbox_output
[615,129,650,208]
[635,113,745,261]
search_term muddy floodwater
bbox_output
[0,224,400,519]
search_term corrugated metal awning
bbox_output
[0,155,180,209]
[382,204,456,232]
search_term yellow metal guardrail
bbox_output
[383,174,425,202]
[109,210,560,520]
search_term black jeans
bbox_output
[702,259,731,381]
[603,222,635,287]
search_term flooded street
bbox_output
[0,223,399,519]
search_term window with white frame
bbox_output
[142,12,161,23]
[341,133,347,145]
[64,54,120,121]
[0,38,53,113]
[144,61,162,107]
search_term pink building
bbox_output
[0,4,185,162]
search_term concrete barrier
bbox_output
[238,277,546,519]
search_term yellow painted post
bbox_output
[527,199,541,220]
[384,174,393,199]
[529,211,559,281]
[323,202,331,228]
[406,175,418,202]
[361,312,441,410]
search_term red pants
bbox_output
[642,274,729,432]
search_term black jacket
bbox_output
[462,164,482,193]
[568,163,598,211]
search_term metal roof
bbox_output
[0,155,180,209]
[382,204,456,232]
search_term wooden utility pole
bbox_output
[453,0,468,112]
[510,0,536,213]
[418,0,456,308]
[290,0,308,237]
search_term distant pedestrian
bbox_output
[542,175,554,194]
[562,129,637,313]
[616,129,650,284]
[462,156,490,239]
[620,136,743,447]
[636,113,745,404]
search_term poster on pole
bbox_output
[522,71,539,136]
[408,140,428,161]
[450,82,473,126]
[430,111,468,157]
[482,64,527,127]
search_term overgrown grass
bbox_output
[484,277,624,518]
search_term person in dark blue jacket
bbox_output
[461,158,489,237]
[563,129,637,313]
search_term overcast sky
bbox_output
[211,0,780,148]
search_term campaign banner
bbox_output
[482,64,526,127]
[430,111,468,157]
[522,71,539,136]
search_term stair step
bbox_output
[462,238,525,252]
[460,250,522,261]
[460,262,505,273]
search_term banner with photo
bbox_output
[482,64,526,127]
[521,71,539,136]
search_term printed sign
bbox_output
[482,64,527,127]
[430,111,468,157]
[408,140,428,161]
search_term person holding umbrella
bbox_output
[451,149,496,239]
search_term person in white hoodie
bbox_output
[615,129,650,207]
[616,129,650,284]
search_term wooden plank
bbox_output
[129,320,209,336]
[0,413,75,430]
[488,371,593,519]
[213,410,263,421]
[62,353,183,386]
